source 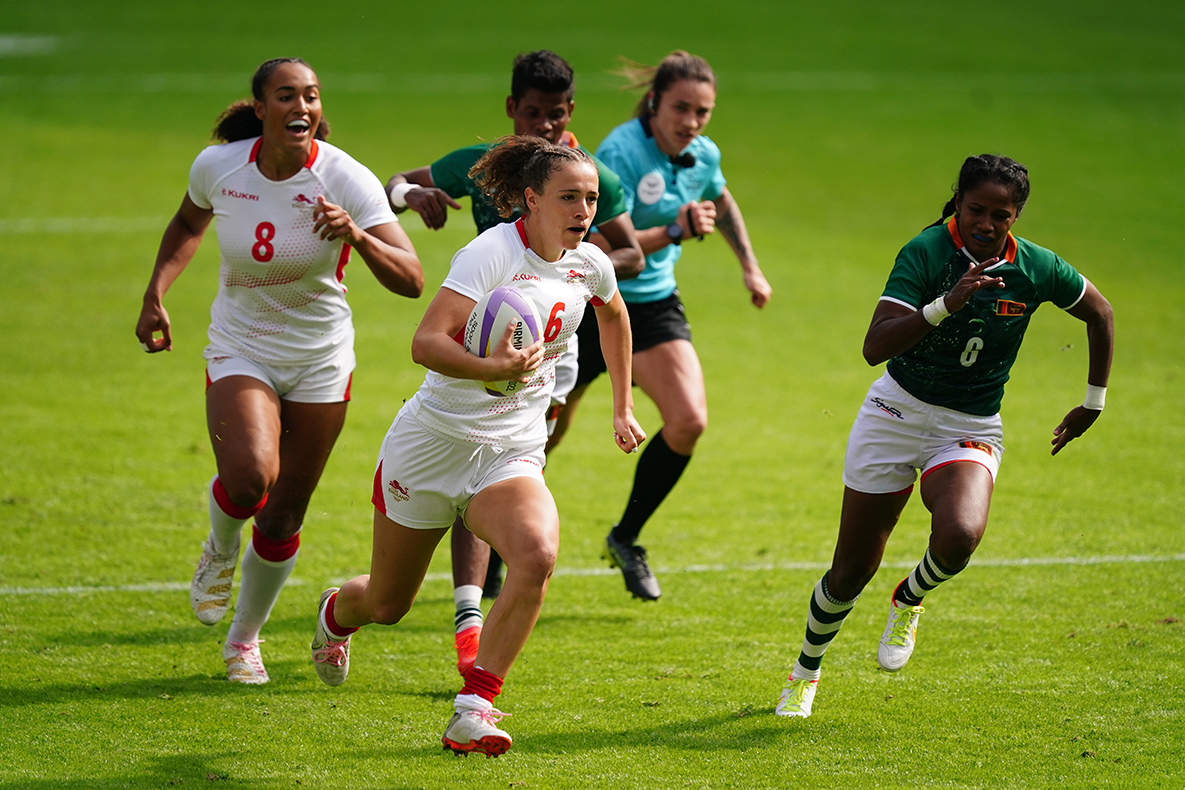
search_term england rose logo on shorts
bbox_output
[387,478,410,502]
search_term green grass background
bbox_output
[1,1,1183,787]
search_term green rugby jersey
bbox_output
[882,217,1086,416]
[428,133,628,234]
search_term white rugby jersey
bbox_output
[188,137,398,364]
[406,219,617,448]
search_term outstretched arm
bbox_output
[385,166,462,230]
[1051,280,1114,455]
[594,291,646,454]
[712,187,771,308]
[135,194,214,352]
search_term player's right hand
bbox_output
[486,320,544,382]
[944,258,1005,312]
[135,301,173,352]
[406,187,462,230]
[681,200,717,239]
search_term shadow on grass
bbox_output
[27,608,461,652]
[0,751,428,790]
[518,709,799,753]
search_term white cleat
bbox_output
[312,587,351,687]
[878,599,925,671]
[224,640,269,684]
[190,540,238,626]
[775,676,818,718]
[442,708,512,757]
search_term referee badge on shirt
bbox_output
[637,171,666,205]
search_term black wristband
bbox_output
[687,205,704,241]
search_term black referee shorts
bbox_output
[574,291,693,388]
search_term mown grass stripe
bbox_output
[4,552,1182,596]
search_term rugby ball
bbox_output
[463,285,542,396]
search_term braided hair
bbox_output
[927,154,1030,229]
[212,58,331,143]
[469,136,595,218]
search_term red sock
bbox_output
[324,592,359,639]
[251,525,299,562]
[212,477,268,519]
[459,666,503,703]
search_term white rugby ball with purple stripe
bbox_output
[463,285,542,396]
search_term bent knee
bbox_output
[367,599,412,627]
[218,470,276,508]
[931,531,980,570]
[664,412,707,453]
[509,543,557,586]
[828,562,878,602]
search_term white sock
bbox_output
[454,584,484,633]
[208,476,246,557]
[791,661,822,682]
[226,540,297,645]
[454,693,492,714]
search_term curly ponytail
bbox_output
[927,154,1030,229]
[469,136,594,218]
[212,58,331,143]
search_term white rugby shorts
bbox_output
[204,343,355,403]
[843,372,1004,495]
[371,410,546,529]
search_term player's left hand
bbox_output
[312,196,362,243]
[744,266,772,308]
[613,413,646,454]
[1051,405,1101,455]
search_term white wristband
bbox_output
[922,295,951,326]
[388,182,419,208]
[1083,384,1106,411]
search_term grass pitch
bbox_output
[2,1,1183,788]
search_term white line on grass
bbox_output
[3,552,1182,596]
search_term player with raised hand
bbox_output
[385,50,644,675]
[568,51,772,601]
[135,58,423,684]
[309,137,644,756]
[775,154,1114,719]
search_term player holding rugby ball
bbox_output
[310,136,644,756]
[385,51,643,674]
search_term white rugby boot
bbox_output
[441,708,512,757]
[311,587,352,686]
[775,676,818,718]
[877,598,925,671]
[190,539,238,625]
[223,640,268,684]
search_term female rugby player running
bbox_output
[309,137,645,756]
[775,154,1113,718]
[135,57,423,685]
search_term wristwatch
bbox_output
[666,222,683,245]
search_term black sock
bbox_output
[611,430,690,545]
